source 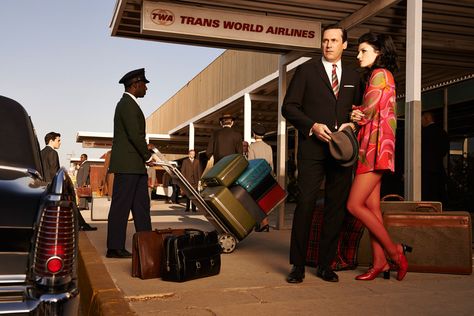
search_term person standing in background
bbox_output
[421,111,449,203]
[180,149,202,212]
[206,114,243,163]
[41,132,97,231]
[76,153,91,210]
[248,124,273,232]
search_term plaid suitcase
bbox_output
[201,154,248,187]
[306,203,365,270]
[234,159,272,192]
[201,186,256,240]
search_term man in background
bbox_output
[206,114,243,163]
[76,153,91,210]
[41,132,97,231]
[180,149,202,212]
[421,111,449,203]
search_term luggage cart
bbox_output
[152,149,238,253]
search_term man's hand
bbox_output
[147,143,156,151]
[338,122,356,132]
[311,122,332,142]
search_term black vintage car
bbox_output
[0,96,79,315]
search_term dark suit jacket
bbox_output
[109,94,151,174]
[282,58,362,160]
[76,161,90,187]
[181,158,202,188]
[206,127,243,163]
[422,123,449,173]
[40,146,59,183]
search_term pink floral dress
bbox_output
[355,68,397,175]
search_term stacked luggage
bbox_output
[153,151,286,253]
[201,154,286,252]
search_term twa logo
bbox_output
[151,9,174,26]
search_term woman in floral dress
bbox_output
[345,32,411,281]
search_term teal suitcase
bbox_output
[234,159,272,192]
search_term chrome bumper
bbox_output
[0,284,79,316]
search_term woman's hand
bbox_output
[350,107,365,123]
[338,122,356,132]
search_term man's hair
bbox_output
[44,132,61,145]
[81,153,88,159]
[322,24,348,43]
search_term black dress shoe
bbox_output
[106,249,132,258]
[316,266,339,282]
[80,224,97,231]
[286,265,305,283]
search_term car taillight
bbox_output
[32,204,77,288]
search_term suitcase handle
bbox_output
[381,194,404,201]
[415,204,438,212]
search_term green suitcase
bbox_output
[201,154,248,187]
[201,186,256,240]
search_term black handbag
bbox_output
[161,229,221,282]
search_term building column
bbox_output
[404,0,422,200]
[243,93,252,143]
[276,56,288,230]
[189,122,195,150]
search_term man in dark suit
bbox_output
[41,132,97,231]
[41,132,61,183]
[282,25,362,283]
[206,114,243,163]
[106,68,157,259]
[180,149,202,212]
[76,153,91,210]
[421,111,449,203]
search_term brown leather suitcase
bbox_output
[359,211,472,274]
[358,199,443,266]
[132,228,185,279]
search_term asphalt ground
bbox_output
[78,199,474,316]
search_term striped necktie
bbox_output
[331,64,339,98]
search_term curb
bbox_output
[78,232,136,316]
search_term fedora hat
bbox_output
[328,126,358,167]
[219,113,235,121]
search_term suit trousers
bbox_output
[107,173,152,250]
[290,157,353,268]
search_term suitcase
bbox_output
[90,197,133,221]
[383,211,472,274]
[201,154,248,187]
[257,182,287,215]
[248,173,277,200]
[229,185,267,223]
[161,229,221,282]
[201,186,256,240]
[306,203,365,270]
[234,159,272,192]
[132,228,185,279]
[358,200,443,266]
[381,201,442,213]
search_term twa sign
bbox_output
[142,1,321,51]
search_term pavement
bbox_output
[78,199,474,316]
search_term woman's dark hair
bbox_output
[358,32,399,76]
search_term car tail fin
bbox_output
[31,169,78,289]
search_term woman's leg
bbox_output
[347,172,398,260]
[364,181,388,269]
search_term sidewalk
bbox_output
[78,200,474,316]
